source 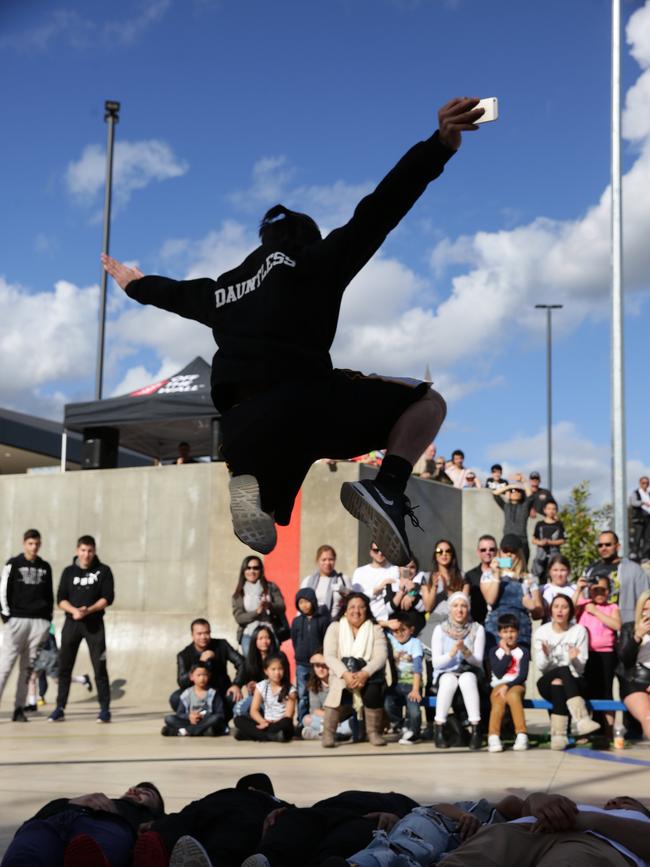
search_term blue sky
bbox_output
[1,0,649,503]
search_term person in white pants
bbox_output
[431,592,485,750]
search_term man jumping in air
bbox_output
[102,97,484,566]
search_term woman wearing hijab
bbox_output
[431,592,485,750]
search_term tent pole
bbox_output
[60,429,68,473]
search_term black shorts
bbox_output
[219,369,429,525]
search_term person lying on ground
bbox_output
[1,782,164,867]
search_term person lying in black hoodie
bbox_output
[291,588,330,724]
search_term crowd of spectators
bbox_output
[153,521,649,752]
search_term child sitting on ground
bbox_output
[234,652,296,742]
[301,651,355,741]
[487,613,530,753]
[162,662,225,737]
[291,588,330,725]
[385,612,423,744]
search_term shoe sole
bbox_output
[170,835,212,867]
[340,482,411,566]
[229,475,277,554]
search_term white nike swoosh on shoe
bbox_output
[375,489,394,506]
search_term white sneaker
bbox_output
[170,835,213,866]
[487,735,503,753]
[178,728,188,737]
[398,729,416,745]
[229,474,277,554]
[513,733,529,751]
[301,727,319,740]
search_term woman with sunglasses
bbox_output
[231,555,287,655]
[481,534,543,650]
[534,594,600,749]
[421,540,469,617]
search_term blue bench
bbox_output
[424,697,626,712]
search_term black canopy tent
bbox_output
[63,357,220,463]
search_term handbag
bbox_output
[341,656,384,685]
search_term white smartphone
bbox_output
[475,97,498,124]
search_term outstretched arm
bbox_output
[310,97,484,287]
[101,253,217,325]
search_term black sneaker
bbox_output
[12,707,28,722]
[229,474,277,554]
[48,706,65,722]
[340,479,419,566]
[82,674,93,692]
[469,725,483,751]
[22,704,38,713]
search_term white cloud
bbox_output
[66,139,188,211]
[230,154,373,230]
[0,2,171,52]
[0,276,97,409]
[103,0,171,46]
[485,421,650,506]
[109,357,179,397]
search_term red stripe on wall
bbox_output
[265,490,301,674]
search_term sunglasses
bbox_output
[501,548,517,555]
[597,542,615,548]
[246,565,262,570]
[435,548,452,555]
[370,547,381,553]
[479,547,497,553]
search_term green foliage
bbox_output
[558,482,613,578]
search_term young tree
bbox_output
[558,482,613,577]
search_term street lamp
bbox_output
[95,99,120,400]
[611,0,627,551]
[535,304,563,492]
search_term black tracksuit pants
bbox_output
[56,617,110,709]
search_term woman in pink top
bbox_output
[574,575,622,738]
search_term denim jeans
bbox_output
[384,682,421,735]
[295,664,311,723]
[348,808,456,867]
[2,808,133,867]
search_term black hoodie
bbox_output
[290,588,330,666]
[0,554,53,621]
[123,133,455,412]
[57,556,115,622]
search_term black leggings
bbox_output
[537,666,584,716]
[341,681,384,710]
[584,651,616,701]
[234,715,294,741]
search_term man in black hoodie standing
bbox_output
[49,535,115,724]
[291,587,330,724]
[101,97,484,567]
[0,529,53,722]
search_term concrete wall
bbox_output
[0,465,509,706]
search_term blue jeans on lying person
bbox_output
[384,683,421,736]
[347,801,499,867]
[2,807,133,867]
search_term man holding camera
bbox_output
[585,531,649,623]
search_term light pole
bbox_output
[535,304,563,492]
[95,99,120,400]
[611,0,627,551]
